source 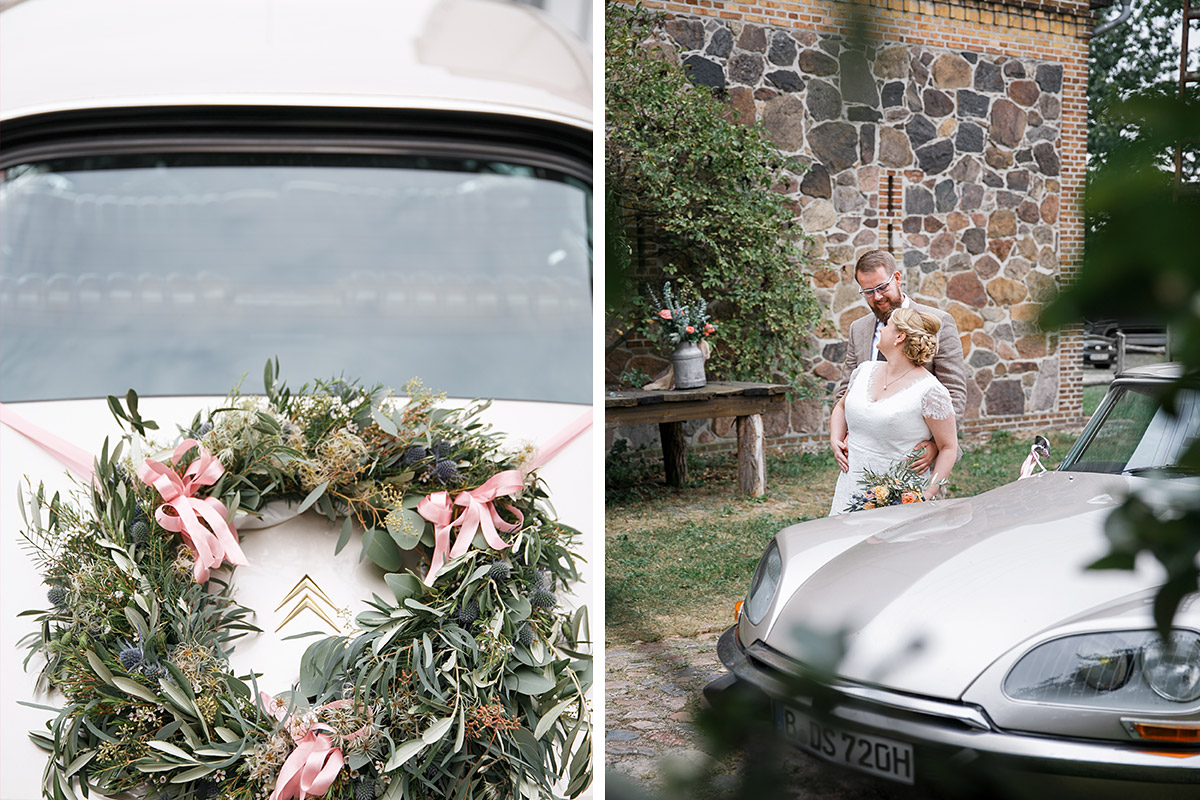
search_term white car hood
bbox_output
[1,395,592,800]
[754,472,1167,699]
[1,0,592,128]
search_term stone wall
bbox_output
[606,0,1091,455]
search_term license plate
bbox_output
[1088,353,1108,361]
[777,704,915,785]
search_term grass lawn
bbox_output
[1083,383,1106,416]
[606,426,1086,646]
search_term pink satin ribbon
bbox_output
[0,403,96,482]
[269,729,344,800]
[261,693,371,799]
[1019,445,1046,479]
[524,409,592,475]
[417,469,525,585]
[138,439,247,583]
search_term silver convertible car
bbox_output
[708,363,1200,798]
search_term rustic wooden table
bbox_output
[605,381,789,496]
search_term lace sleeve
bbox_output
[922,381,954,420]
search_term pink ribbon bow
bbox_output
[417,469,525,585]
[138,438,247,583]
[260,693,372,800]
[269,729,344,800]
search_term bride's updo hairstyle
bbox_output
[891,308,941,366]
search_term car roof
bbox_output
[0,0,591,129]
[1116,362,1183,381]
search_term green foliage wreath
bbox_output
[17,361,591,800]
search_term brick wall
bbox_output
[607,0,1091,455]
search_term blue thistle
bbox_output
[516,623,536,646]
[432,459,459,484]
[401,445,427,465]
[488,560,512,583]
[118,642,145,671]
[531,589,557,610]
[454,600,479,626]
[140,661,167,681]
[355,779,375,800]
[196,420,213,437]
[46,586,67,608]
[130,518,150,546]
[431,440,454,459]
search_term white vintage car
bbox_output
[710,363,1200,798]
[0,1,593,798]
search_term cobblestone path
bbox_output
[605,634,934,800]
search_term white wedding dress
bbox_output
[830,361,954,516]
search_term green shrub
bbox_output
[605,3,822,391]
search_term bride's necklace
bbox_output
[881,363,918,391]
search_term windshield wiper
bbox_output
[1122,465,1198,477]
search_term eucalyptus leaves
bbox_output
[18,362,590,800]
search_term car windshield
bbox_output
[0,152,591,403]
[1062,382,1200,476]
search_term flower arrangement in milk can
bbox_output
[649,281,716,346]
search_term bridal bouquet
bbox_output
[844,453,941,513]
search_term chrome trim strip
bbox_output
[744,641,992,731]
[838,685,991,731]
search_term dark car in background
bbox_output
[1087,319,1169,350]
[1083,329,1116,368]
[1083,319,1169,369]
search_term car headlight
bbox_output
[1142,632,1200,702]
[744,540,781,626]
[1004,630,1200,709]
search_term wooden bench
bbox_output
[605,381,790,496]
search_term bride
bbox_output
[829,308,958,516]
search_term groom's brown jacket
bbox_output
[835,300,968,424]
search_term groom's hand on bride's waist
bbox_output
[831,435,849,472]
[909,439,937,473]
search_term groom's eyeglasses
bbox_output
[859,275,894,297]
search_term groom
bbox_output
[833,249,967,472]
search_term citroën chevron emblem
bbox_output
[274,574,350,633]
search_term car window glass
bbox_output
[1125,390,1200,471]
[1066,386,1200,474]
[0,153,591,403]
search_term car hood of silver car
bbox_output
[739,470,1177,700]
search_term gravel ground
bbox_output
[605,634,933,800]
